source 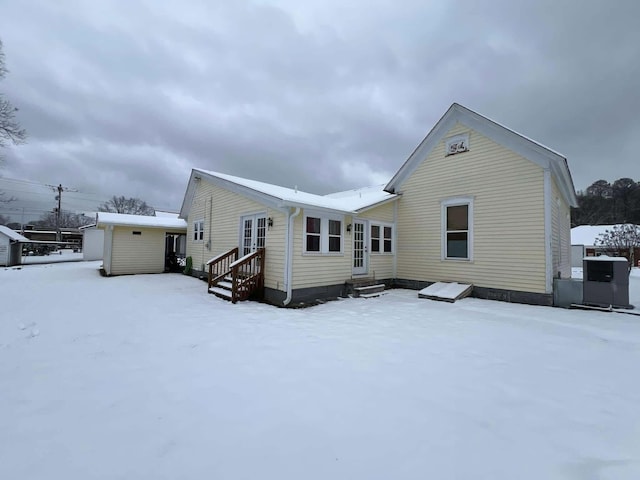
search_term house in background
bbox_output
[571,224,640,267]
[179,103,578,307]
[96,213,187,276]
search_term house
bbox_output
[96,213,187,276]
[179,103,578,307]
[0,225,29,267]
[571,224,640,267]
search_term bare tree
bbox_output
[98,195,155,216]
[35,211,94,229]
[0,39,26,150]
[595,224,640,270]
[0,213,8,225]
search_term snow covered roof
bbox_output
[385,103,578,207]
[0,225,30,242]
[155,211,180,218]
[96,212,187,230]
[571,225,620,246]
[583,255,629,262]
[180,169,399,218]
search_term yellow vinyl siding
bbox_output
[358,201,395,223]
[396,123,547,293]
[186,180,286,292]
[552,177,572,278]
[290,211,352,289]
[110,227,167,275]
[358,201,397,280]
[290,201,399,288]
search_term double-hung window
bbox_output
[304,213,343,254]
[442,197,473,260]
[370,223,393,254]
[193,220,204,242]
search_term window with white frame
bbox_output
[370,223,393,254]
[442,198,473,260]
[304,213,343,254]
[193,220,204,242]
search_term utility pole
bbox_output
[48,183,77,242]
[56,184,62,241]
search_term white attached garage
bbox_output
[96,213,187,276]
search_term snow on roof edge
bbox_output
[96,212,187,229]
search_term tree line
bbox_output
[572,178,640,226]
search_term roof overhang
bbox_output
[179,169,291,219]
[384,103,579,207]
[96,212,187,231]
[180,168,387,218]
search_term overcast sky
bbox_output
[1,0,639,221]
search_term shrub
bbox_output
[183,256,193,275]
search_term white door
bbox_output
[352,220,367,275]
[240,214,267,256]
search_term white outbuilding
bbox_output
[96,213,187,276]
[0,225,28,267]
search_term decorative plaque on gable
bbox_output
[445,134,469,156]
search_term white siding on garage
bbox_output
[110,227,168,275]
[395,123,547,294]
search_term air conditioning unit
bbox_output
[582,256,631,309]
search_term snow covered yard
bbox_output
[1,262,640,480]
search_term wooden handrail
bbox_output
[230,248,265,303]
[207,247,238,290]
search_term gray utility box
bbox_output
[583,257,631,309]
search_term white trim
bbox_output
[352,218,368,275]
[354,195,401,213]
[284,207,301,306]
[193,219,205,242]
[103,225,113,275]
[441,196,474,261]
[369,221,394,255]
[239,212,267,255]
[393,200,398,278]
[302,210,345,255]
[544,169,553,293]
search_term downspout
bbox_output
[208,196,213,251]
[283,207,301,306]
[393,199,398,279]
[543,169,552,294]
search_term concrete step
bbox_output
[209,286,232,300]
[353,283,385,297]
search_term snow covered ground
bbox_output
[21,249,84,264]
[1,262,640,480]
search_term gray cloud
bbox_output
[1,0,639,222]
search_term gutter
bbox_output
[283,207,301,306]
